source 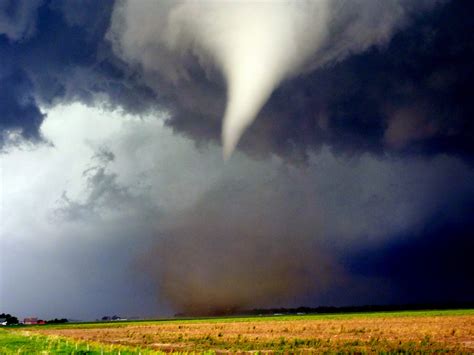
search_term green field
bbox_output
[26,309,474,329]
[0,329,157,354]
[1,309,473,353]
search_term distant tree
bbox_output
[0,313,19,325]
[101,316,110,321]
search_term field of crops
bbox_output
[1,309,473,353]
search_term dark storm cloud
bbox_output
[165,0,474,162]
[346,199,474,305]
[0,0,156,144]
[3,101,473,319]
[1,0,473,161]
[262,0,474,161]
[338,154,474,305]
[0,69,43,141]
[0,0,43,41]
[105,0,474,162]
[136,150,474,315]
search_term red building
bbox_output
[23,317,38,325]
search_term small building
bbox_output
[0,318,7,326]
[24,317,38,325]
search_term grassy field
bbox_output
[1,309,473,353]
[0,329,157,354]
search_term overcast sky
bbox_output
[1,0,473,320]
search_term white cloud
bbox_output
[0,101,257,319]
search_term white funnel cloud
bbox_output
[220,19,296,160]
[217,3,329,159]
[108,0,438,158]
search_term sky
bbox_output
[0,0,473,320]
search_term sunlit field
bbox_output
[1,309,473,353]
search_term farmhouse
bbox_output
[24,317,38,325]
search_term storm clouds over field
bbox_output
[1,0,473,319]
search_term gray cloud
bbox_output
[2,102,473,319]
[2,0,472,162]
[383,106,438,149]
[108,0,442,158]
[56,148,154,222]
[141,148,474,315]
[0,0,43,41]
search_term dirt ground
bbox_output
[31,314,474,353]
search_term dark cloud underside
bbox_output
[0,0,472,161]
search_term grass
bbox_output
[26,308,474,330]
[0,329,162,354]
[0,309,472,353]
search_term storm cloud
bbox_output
[108,0,447,158]
[1,0,473,161]
[1,1,474,319]
[2,102,474,318]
